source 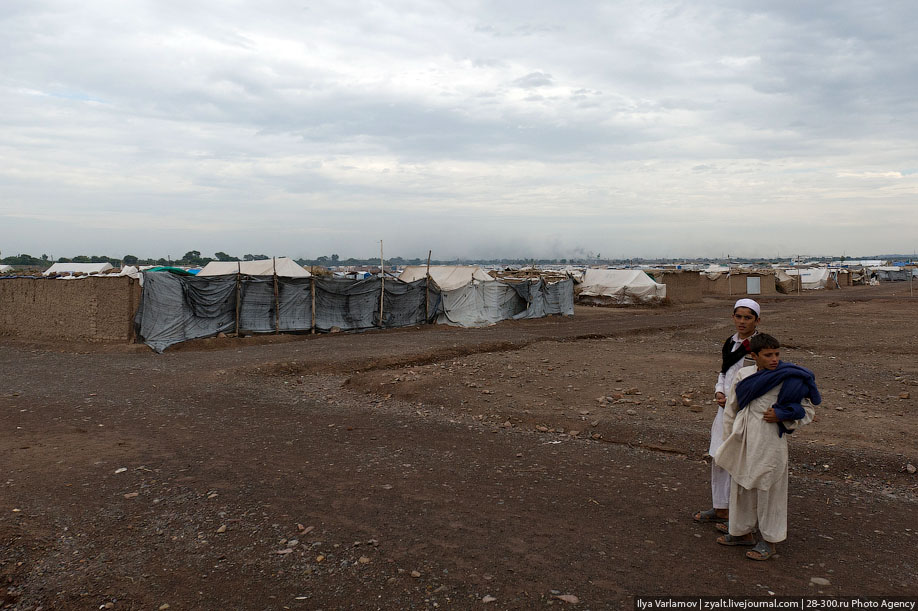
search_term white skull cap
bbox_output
[733,298,760,317]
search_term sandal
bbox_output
[693,508,727,523]
[715,522,757,535]
[716,534,756,547]
[746,540,776,561]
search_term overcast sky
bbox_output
[1,1,916,260]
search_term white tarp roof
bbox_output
[43,262,113,276]
[197,258,311,278]
[579,269,666,302]
[399,265,494,290]
[0,265,12,272]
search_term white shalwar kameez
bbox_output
[714,365,815,543]
[710,334,755,509]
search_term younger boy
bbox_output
[693,298,761,524]
[713,333,821,560]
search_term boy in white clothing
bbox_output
[693,298,760,524]
[713,333,821,561]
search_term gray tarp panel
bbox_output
[509,278,574,320]
[313,277,439,332]
[314,277,381,332]
[238,276,275,333]
[238,276,314,333]
[544,278,575,316]
[438,282,527,327]
[277,277,314,332]
[382,277,439,328]
[508,280,546,319]
[136,271,236,353]
[440,278,574,327]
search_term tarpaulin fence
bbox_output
[135,273,440,352]
[135,272,572,352]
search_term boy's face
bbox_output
[752,348,780,370]
[732,307,759,338]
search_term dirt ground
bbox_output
[2,283,917,610]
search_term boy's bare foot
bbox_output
[693,508,728,523]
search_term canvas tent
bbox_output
[578,269,666,304]
[0,265,12,273]
[43,262,114,276]
[784,268,830,290]
[197,258,310,278]
[775,269,796,293]
[399,265,493,290]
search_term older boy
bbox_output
[713,333,821,560]
[693,298,761,524]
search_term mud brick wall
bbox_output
[652,271,703,303]
[702,273,777,296]
[0,277,141,342]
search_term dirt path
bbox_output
[2,287,916,609]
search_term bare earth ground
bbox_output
[1,284,917,610]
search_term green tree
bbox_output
[215,251,238,262]
[1,253,44,266]
[72,255,91,263]
[123,255,139,265]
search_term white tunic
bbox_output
[709,333,756,457]
[714,366,815,491]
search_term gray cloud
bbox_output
[1,0,916,260]
[512,72,554,88]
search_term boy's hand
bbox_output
[715,392,726,407]
[763,407,780,423]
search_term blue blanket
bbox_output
[735,361,822,437]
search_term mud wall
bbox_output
[652,271,703,303]
[702,273,777,296]
[0,277,141,342]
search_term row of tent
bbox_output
[134,267,575,352]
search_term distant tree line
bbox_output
[2,250,912,270]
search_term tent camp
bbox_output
[0,265,12,273]
[43,262,114,276]
[197,258,310,278]
[578,269,666,304]
[399,265,494,291]
[872,266,910,281]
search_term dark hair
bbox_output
[733,306,760,320]
[749,333,780,353]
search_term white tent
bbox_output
[43,262,114,276]
[399,265,494,291]
[784,268,829,289]
[0,264,12,273]
[579,269,666,304]
[197,258,311,278]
